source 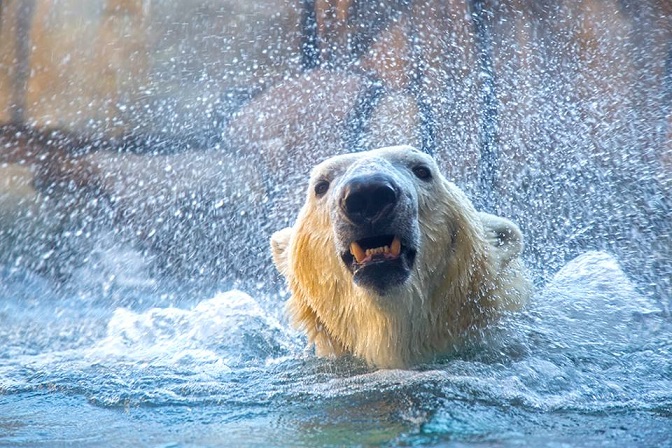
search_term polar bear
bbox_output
[271,146,531,368]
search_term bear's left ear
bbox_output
[270,227,293,277]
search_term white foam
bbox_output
[542,250,661,322]
[88,290,297,371]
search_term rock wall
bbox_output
[0,0,670,300]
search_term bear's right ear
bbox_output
[478,212,524,266]
[270,227,293,277]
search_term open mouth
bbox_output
[349,234,401,265]
[341,234,415,294]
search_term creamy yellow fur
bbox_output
[271,146,531,368]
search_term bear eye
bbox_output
[412,165,432,181]
[314,180,330,196]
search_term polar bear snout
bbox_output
[339,173,399,226]
[330,172,418,295]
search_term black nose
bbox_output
[340,174,398,224]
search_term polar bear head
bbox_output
[271,145,530,368]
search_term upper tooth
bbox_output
[350,242,366,263]
[390,237,401,256]
[351,238,402,263]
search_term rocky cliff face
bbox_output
[0,1,670,300]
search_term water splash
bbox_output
[1,252,670,446]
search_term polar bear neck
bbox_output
[287,234,493,369]
[287,273,491,369]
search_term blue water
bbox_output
[1,251,671,447]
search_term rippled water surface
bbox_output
[1,251,671,447]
